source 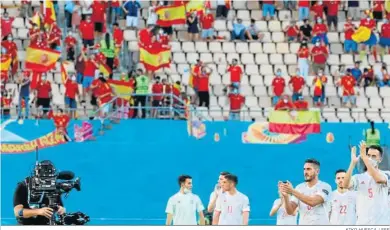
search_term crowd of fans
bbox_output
[1,0,390,122]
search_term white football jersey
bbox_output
[215,190,250,225]
[165,192,204,225]
[272,198,297,225]
[291,181,331,225]
[351,170,390,225]
[208,189,224,209]
[328,190,357,225]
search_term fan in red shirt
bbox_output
[344,17,357,54]
[52,108,71,140]
[271,69,286,105]
[288,70,305,102]
[311,41,328,73]
[65,31,77,61]
[198,66,212,108]
[310,1,324,19]
[79,15,95,47]
[312,18,328,45]
[284,21,300,42]
[138,27,155,47]
[200,10,215,40]
[157,29,171,47]
[1,12,14,39]
[90,73,103,111]
[337,69,357,107]
[35,73,52,115]
[325,0,339,30]
[312,70,327,107]
[29,23,41,44]
[91,0,107,39]
[360,11,378,62]
[228,89,245,120]
[227,59,242,85]
[82,51,99,101]
[113,23,124,56]
[275,95,295,111]
[96,77,114,118]
[294,96,309,110]
[65,75,79,118]
[48,21,62,49]
[372,0,384,16]
[379,19,390,54]
[1,36,17,59]
[151,76,163,118]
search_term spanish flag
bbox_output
[60,62,69,83]
[0,55,12,72]
[188,65,197,88]
[107,79,134,101]
[269,110,321,134]
[99,62,112,77]
[156,4,186,27]
[44,0,56,25]
[11,56,18,76]
[31,12,41,27]
[139,44,171,72]
[25,46,60,72]
[186,0,205,15]
[313,77,323,97]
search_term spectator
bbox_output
[228,87,245,121]
[189,59,203,104]
[293,96,309,110]
[311,40,328,74]
[216,0,229,19]
[91,0,107,40]
[151,76,163,118]
[231,18,246,41]
[312,69,327,107]
[284,21,299,42]
[377,66,390,87]
[65,74,79,118]
[48,21,62,51]
[312,17,329,45]
[82,51,99,102]
[18,73,30,119]
[100,33,115,79]
[262,0,276,20]
[344,17,358,54]
[338,69,357,108]
[283,0,296,11]
[346,0,359,20]
[379,18,390,55]
[64,0,74,29]
[359,11,378,62]
[123,0,141,29]
[75,51,85,84]
[111,0,123,26]
[198,66,212,108]
[372,0,385,21]
[360,67,374,87]
[133,69,150,119]
[200,9,215,41]
[147,0,158,27]
[1,90,12,120]
[298,0,310,21]
[227,58,242,87]
[310,1,324,21]
[96,76,115,120]
[20,0,33,20]
[80,0,93,21]
[90,72,103,113]
[65,31,77,61]
[325,0,339,31]
[299,19,312,41]
[71,1,82,31]
[297,41,310,79]
[274,95,295,111]
[351,62,362,82]
[29,23,40,45]
[271,69,286,105]
[289,69,305,102]
[79,15,95,47]
[35,73,52,115]
[2,35,17,61]
[1,12,15,40]
[187,12,200,41]
[245,19,264,41]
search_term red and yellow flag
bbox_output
[11,56,18,76]
[0,54,12,72]
[156,4,186,27]
[107,79,134,101]
[186,0,205,15]
[139,44,171,72]
[188,65,197,88]
[25,46,60,72]
[60,62,68,83]
[31,12,41,27]
[99,62,112,77]
[44,0,56,26]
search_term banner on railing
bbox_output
[268,110,321,135]
[74,121,93,142]
[0,131,66,154]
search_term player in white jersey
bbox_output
[279,158,332,225]
[165,175,205,225]
[207,171,230,213]
[212,174,250,225]
[343,143,390,225]
[328,169,357,225]
[269,191,298,225]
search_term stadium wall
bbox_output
[1,120,389,225]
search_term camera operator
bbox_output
[13,160,66,225]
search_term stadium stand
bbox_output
[1,0,390,123]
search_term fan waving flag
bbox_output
[1,55,12,72]
[107,79,134,101]
[44,0,56,26]
[268,110,321,135]
[155,4,186,27]
[60,62,69,83]
[25,46,60,72]
[139,43,171,72]
[186,0,205,15]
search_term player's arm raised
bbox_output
[360,141,387,184]
[212,196,222,225]
[269,200,282,217]
[344,146,358,189]
[279,182,297,215]
[165,198,173,225]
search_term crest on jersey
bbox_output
[322,189,329,195]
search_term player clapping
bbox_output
[279,159,331,225]
[328,169,357,225]
[165,175,205,225]
[212,174,250,225]
[343,142,390,225]
[269,191,297,225]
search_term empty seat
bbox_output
[365,87,379,98]
[268,20,281,32]
[182,42,195,52]
[209,42,222,53]
[236,42,249,53]
[254,86,268,96]
[222,42,236,53]
[369,98,383,108]
[255,54,269,64]
[276,43,289,54]
[269,54,283,64]
[245,64,259,75]
[237,10,250,20]
[250,75,263,86]
[263,43,276,54]
[272,32,285,43]
[249,43,263,53]
[241,53,255,64]
[284,54,297,64]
